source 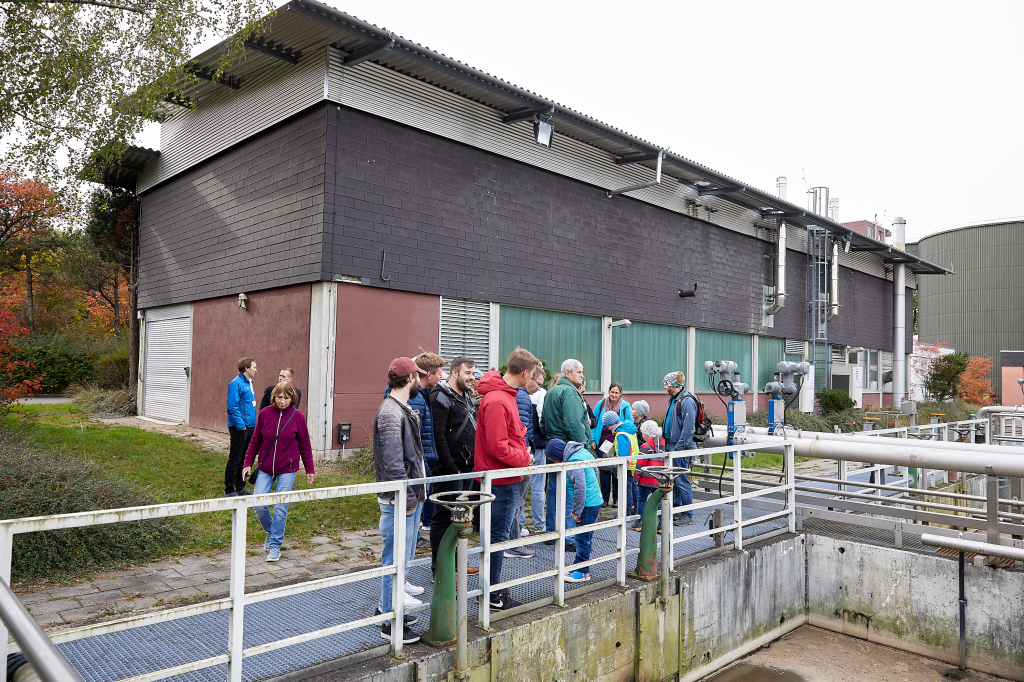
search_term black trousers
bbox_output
[429,477,479,574]
[226,426,254,494]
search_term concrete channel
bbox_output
[311,532,1023,682]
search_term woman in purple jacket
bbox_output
[242,382,316,562]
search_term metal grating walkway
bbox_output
[56,502,788,682]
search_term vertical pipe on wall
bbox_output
[893,216,907,407]
[686,327,696,389]
[488,303,500,370]
[601,317,613,395]
[751,335,759,412]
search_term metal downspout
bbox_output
[893,263,906,406]
[766,219,787,315]
[827,241,840,321]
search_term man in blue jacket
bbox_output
[226,357,258,497]
[664,371,696,525]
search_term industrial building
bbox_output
[911,218,1024,402]
[103,1,947,457]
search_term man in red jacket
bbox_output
[474,347,538,610]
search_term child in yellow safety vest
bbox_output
[602,412,640,516]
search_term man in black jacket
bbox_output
[259,368,302,411]
[429,356,479,576]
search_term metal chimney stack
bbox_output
[776,176,787,201]
[893,217,906,250]
[829,197,839,223]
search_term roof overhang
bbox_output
[157,0,951,275]
[88,147,161,191]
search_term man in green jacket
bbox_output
[541,359,592,547]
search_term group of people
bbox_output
[219,351,704,644]
[372,349,703,644]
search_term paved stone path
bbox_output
[17,531,391,632]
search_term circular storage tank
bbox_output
[914,219,1024,402]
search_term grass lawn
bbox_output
[3,405,380,562]
[689,450,813,474]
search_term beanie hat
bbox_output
[663,372,684,388]
[640,420,661,440]
[545,439,567,462]
[602,410,621,427]
[632,400,650,418]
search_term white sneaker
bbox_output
[404,582,425,596]
[403,592,422,607]
[520,526,530,537]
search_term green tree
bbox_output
[924,351,969,402]
[0,0,274,183]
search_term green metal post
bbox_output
[630,486,667,581]
[423,519,468,647]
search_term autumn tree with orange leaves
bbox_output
[959,356,995,406]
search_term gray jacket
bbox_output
[373,396,427,509]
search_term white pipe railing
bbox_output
[0,441,791,682]
[4,423,1019,682]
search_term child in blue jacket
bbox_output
[547,439,604,582]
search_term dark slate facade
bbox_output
[138,101,910,352]
[138,107,328,309]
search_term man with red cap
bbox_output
[372,357,428,644]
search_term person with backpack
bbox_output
[664,371,698,526]
[632,420,665,531]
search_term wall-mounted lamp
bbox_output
[678,283,698,299]
[609,319,631,329]
[843,233,853,253]
[238,293,248,310]
[533,111,554,147]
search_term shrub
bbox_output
[6,333,94,393]
[0,432,183,580]
[817,389,855,414]
[91,334,130,389]
[68,384,136,417]
[925,351,969,402]
[958,356,995,406]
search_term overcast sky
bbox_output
[147,0,1024,242]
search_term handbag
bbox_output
[248,409,298,484]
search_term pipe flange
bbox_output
[638,466,691,490]
[429,490,496,525]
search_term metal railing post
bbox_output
[660,487,673,596]
[227,504,247,682]
[478,474,492,628]
[733,450,743,550]
[554,468,567,607]
[616,459,627,586]
[0,524,11,663]
[785,443,796,533]
[392,483,407,657]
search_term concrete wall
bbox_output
[333,284,441,445]
[1002,365,1023,405]
[807,534,1024,681]
[189,284,311,432]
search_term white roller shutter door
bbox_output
[439,297,490,369]
[143,305,191,423]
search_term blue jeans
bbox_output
[626,474,639,515]
[546,472,576,536]
[253,470,297,549]
[529,449,546,531]
[673,455,694,520]
[488,483,519,588]
[571,506,601,574]
[378,500,423,614]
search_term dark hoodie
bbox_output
[473,370,532,485]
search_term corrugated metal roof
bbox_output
[145,0,949,275]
